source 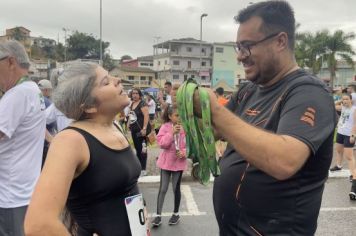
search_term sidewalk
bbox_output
[138,145,350,183]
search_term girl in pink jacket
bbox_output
[151,105,187,227]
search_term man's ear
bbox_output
[276,32,288,52]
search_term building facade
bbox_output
[153,38,213,86]
[318,60,356,88]
[211,42,245,91]
[110,66,157,90]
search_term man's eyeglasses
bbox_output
[234,32,280,57]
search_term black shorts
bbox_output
[149,114,155,121]
[336,133,355,147]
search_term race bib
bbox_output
[125,194,150,236]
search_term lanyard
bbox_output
[16,76,30,85]
[172,123,180,151]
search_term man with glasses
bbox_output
[185,1,336,235]
[0,40,46,236]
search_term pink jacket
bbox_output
[156,122,187,171]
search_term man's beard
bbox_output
[248,55,280,86]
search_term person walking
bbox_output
[0,40,46,236]
[152,105,186,227]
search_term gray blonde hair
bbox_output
[0,40,30,69]
[52,62,98,120]
[49,68,64,89]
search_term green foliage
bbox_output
[66,31,115,70]
[296,28,355,88]
[66,31,110,60]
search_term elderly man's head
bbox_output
[0,40,30,92]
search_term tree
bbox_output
[295,30,329,75]
[54,43,65,62]
[66,31,110,60]
[120,54,132,62]
[103,53,115,71]
[322,30,355,89]
[295,29,355,88]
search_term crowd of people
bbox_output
[0,1,355,236]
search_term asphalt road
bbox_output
[139,177,356,236]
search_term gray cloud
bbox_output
[1,0,355,58]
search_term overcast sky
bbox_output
[1,0,356,59]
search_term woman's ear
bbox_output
[80,104,97,115]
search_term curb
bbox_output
[138,170,350,184]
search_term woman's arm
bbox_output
[25,130,88,236]
[140,104,149,136]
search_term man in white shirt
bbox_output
[0,40,46,236]
[158,81,172,110]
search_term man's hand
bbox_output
[171,84,219,118]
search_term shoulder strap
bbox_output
[64,126,93,150]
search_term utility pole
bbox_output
[62,28,69,63]
[200,13,208,83]
[99,0,103,65]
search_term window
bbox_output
[173,60,180,65]
[128,76,134,81]
[158,61,161,66]
[150,63,153,66]
[187,61,191,69]
[184,75,188,81]
[201,76,206,80]
[186,47,192,52]
[201,61,206,67]
[140,62,148,66]
[215,47,224,53]
[201,48,206,53]
[140,76,146,81]
[173,74,179,80]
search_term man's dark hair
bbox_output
[234,1,295,50]
[165,81,172,87]
[216,87,224,96]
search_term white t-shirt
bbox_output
[351,93,356,106]
[166,95,172,105]
[45,103,72,132]
[337,105,356,136]
[147,99,156,115]
[0,81,46,208]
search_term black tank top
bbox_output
[65,126,141,236]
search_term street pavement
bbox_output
[138,145,356,236]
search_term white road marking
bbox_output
[148,184,207,217]
[181,184,203,215]
[320,207,356,212]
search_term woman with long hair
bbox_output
[128,88,150,176]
